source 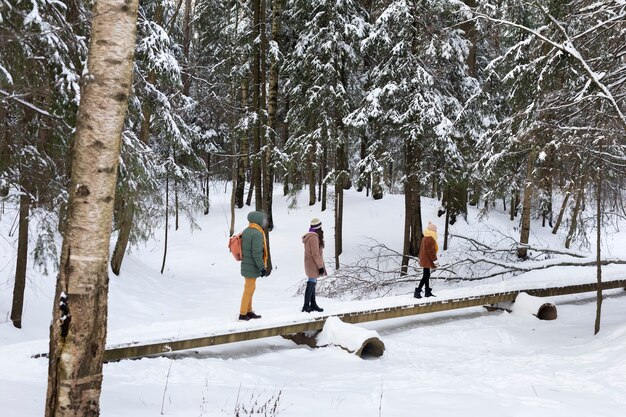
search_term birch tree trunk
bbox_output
[45,1,139,415]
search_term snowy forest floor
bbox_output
[1,185,626,416]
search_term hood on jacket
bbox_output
[302,232,318,244]
[247,211,266,227]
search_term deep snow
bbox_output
[1,184,626,416]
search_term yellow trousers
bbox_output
[240,277,257,315]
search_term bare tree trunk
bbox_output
[251,0,263,210]
[230,139,237,237]
[518,151,535,259]
[308,145,316,205]
[357,137,366,192]
[401,138,422,275]
[264,0,281,232]
[340,142,351,190]
[182,0,193,96]
[552,181,573,234]
[246,179,254,206]
[204,153,210,215]
[594,146,603,335]
[443,188,451,251]
[509,194,516,220]
[565,179,585,249]
[161,173,169,274]
[318,157,323,202]
[45,2,138,414]
[321,143,328,211]
[372,136,383,200]
[335,142,346,270]
[236,79,249,208]
[10,192,29,328]
[334,180,344,270]
[110,200,133,276]
[174,176,179,230]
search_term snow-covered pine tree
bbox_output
[478,0,625,253]
[1,0,89,326]
[284,0,369,269]
[112,0,213,275]
[347,0,480,272]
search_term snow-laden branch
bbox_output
[472,10,626,130]
[0,88,62,119]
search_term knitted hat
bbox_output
[427,222,437,232]
[310,218,322,230]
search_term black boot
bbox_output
[310,283,324,312]
[414,287,422,299]
[302,281,315,312]
[425,288,435,298]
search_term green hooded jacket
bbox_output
[241,211,267,278]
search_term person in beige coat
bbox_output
[302,218,326,312]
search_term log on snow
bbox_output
[283,317,385,357]
[511,292,557,320]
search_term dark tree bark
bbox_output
[321,143,328,212]
[10,192,30,328]
[401,138,422,275]
[110,200,133,276]
[357,136,366,192]
[565,178,586,249]
[308,145,316,205]
[335,143,346,269]
[246,178,254,206]
[45,1,139,414]
[443,188,451,251]
[595,142,603,335]
[518,150,536,259]
[236,79,249,208]
[251,0,263,210]
[552,181,573,234]
[509,193,516,221]
[161,173,169,274]
[182,0,193,96]
[204,153,210,215]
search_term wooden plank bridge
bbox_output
[102,279,626,362]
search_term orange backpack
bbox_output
[228,233,243,261]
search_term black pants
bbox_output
[417,268,431,292]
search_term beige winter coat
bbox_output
[303,232,325,278]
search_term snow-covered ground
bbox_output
[1,185,626,416]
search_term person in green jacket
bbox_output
[239,211,269,321]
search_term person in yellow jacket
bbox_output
[414,222,438,299]
[239,211,269,321]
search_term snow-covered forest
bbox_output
[1,0,626,416]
